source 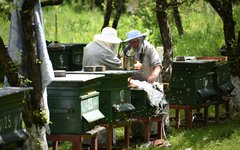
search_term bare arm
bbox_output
[148,65,161,83]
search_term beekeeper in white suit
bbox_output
[82,27,122,70]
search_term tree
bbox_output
[0,37,26,86]
[205,0,240,76]
[102,0,113,30]
[41,0,63,7]
[21,1,49,149]
[112,0,125,29]
[205,0,240,113]
[172,0,184,36]
[156,0,174,85]
[102,0,125,30]
[0,0,52,149]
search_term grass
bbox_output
[163,117,240,150]
[48,115,240,150]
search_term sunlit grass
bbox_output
[0,17,10,45]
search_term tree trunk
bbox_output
[112,0,125,29]
[172,0,184,36]
[90,0,95,9]
[21,0,48,149]
[156,0,174,85]
[0,37,24,86]
[206,0,239,75]
[102,0,113,30]
[206,0,240,114]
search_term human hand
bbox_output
[134,61,142,70]
[148,74,157,83]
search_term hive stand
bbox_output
[132,115,164,145]
[47,126,105,150]
[170,104,208,128]
[170,97,230,128]
[100,120,131,150]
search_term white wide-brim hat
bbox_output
[123,30,147,42]
[94,27,122,44]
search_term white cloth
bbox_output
[7,0,54,124]
[129,79,167,114]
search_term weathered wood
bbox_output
[0,37,24,86]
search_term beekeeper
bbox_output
[82,27,122,70]
[124,30,168,139]
[123,30,162,83]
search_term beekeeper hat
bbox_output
[94,27,122,43]
[123,30,147,42]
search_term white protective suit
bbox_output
[83,39,121,70]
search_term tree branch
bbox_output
[0,37,25,86]
[205,0,225,19]
[41,0,63,7]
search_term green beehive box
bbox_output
[47,43,86,71]
[0,87,32,149]
[69,71,136,123]
[47,44,70,70]
[47,74,105,134]
[169,60,217,106]
[212,62,234,101]
[196,57,234,101]
[66,43,86,71]
[130,88,159,117]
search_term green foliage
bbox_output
[172,2,225,56]
[0,0,13,20]
[42,5,104,43]
[20,78,32,87]
[32,109,48,125]
[8,61,17,72]
[1,1,236,58]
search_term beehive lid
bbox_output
[82,109,105,123]
[0,87,32,98]
[68,70,137,75]
[52,74,105,82]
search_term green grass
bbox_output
[163,118,240,150]
[0,17,10,44]
[48,116,240,150]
